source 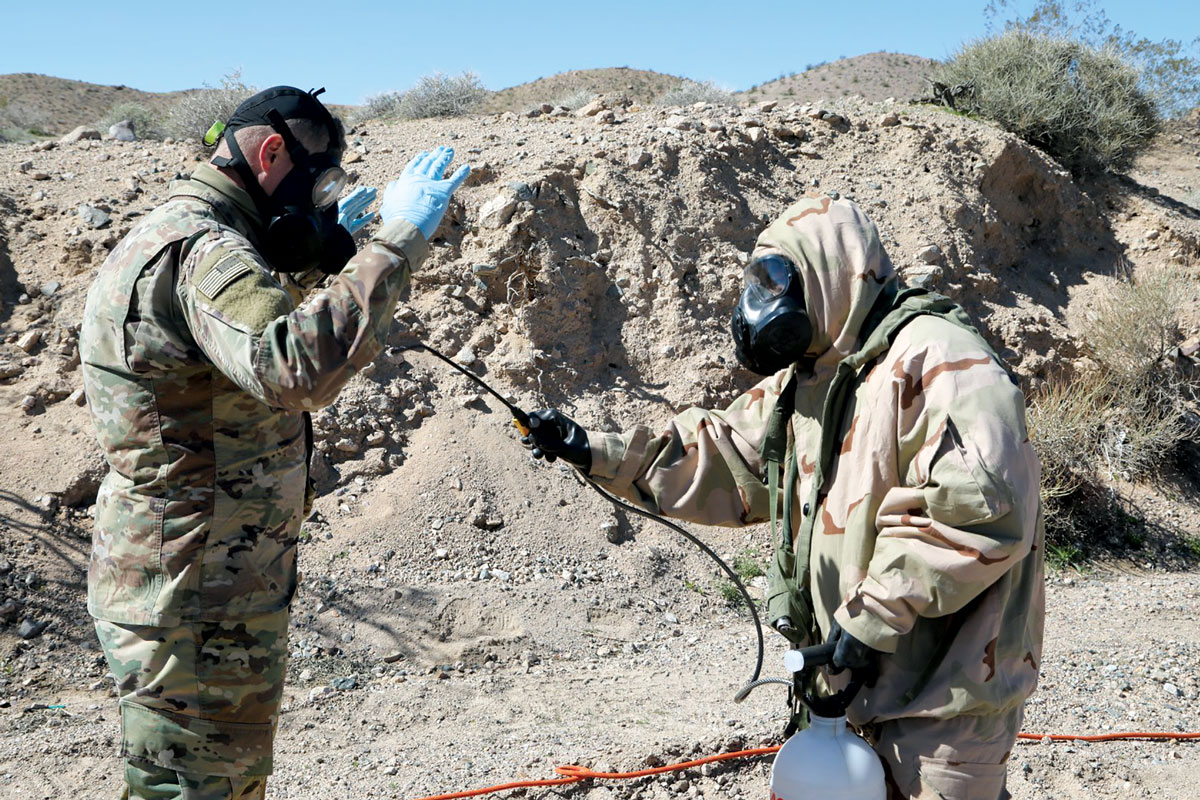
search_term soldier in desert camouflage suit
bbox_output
[525,196,1044,800]
[80,86,469,799]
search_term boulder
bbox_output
[108,121,136,142]
[60,126,101,145]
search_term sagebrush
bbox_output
[986,0,1200,118]
[165,70,257,141]
[359,72,486,122]
[655,80,735,107]
[552,88,597,112]
[935,29,1159,175]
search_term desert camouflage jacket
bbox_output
[587,197,1044,724]
[81,165,428,625]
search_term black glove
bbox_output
[521,409,592,473]
[827,620,881,686]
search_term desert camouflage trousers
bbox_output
[94,610,289,800]
[867,706,1023,800]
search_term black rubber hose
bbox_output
[578,475,765,689]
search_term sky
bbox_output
[1,0,1196,105]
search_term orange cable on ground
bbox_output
[409,733,1199,800]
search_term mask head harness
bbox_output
[210,86,355,274]
[731,253,815,375]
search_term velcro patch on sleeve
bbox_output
[196,254,253,300]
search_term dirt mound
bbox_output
[744,52,941,104]
[1,95,1199,798]
[480,67,687,113]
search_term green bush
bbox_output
[985,0,1200,118]
[165,70,257,141]
[935,29,1159,175]
[100,102,164,140]
[655,80,736,107]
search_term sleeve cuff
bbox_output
[835,602,901,655]
[371,218,430,271]
[586,431,628,483]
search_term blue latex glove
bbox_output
[337,186,377,235]
[380,146,471,240]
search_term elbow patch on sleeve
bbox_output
[192,250,292,334]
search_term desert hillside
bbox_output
[743,52,941,103]
[0,89,1198,799]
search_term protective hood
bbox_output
[751,195,898,381]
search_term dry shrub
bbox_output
[1084,267,1182,384]
[0,97,51,141]
[355,72,486,122]
[165,70,258,141]
[1030,267,1199,543]
[655,80,736,107]
[935,29,1159,175]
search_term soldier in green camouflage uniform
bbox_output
[525,196,1043,800]
[80,87,469,799]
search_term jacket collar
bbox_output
[168,163,264,237]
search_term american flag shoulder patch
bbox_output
[196,254,253,300]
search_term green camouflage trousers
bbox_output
[95,610,289,799]
[870,706,1023,800]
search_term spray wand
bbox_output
[401,342,765,691]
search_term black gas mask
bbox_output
[211,87,356,274]
[731,254,814,375]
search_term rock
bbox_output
[333,437,360,453]
[595,110,616,125]
[330,675,358,691]
[20,395,37,414]
[60,126,101,144]
[666,115,694,131]
[601,519,622,544]
[342,149,363,164]
[880,112,901,127]
[664,612,679,624]
[434,548,449,560]
[31,172,51,181]
[822,113,847,126]
[627,150,652,169]
[77,204,111,230]
[479,192,518,228]
[472,514,504,531]
[453,346,477,366]
[383,651,405,663]
[40,281,61,297]
[916,245,942,264]
[746,127,766,144]
[907,265,943,289]
[108,121,136,142]
[771,125,796,138]
[18,160,33,173]
[60,451,107,506]
[31,140,56,152]
[704,119,725,133]
[1164,682,1181,698]
[16,330,42,353]
[0,599,20,623]
[0,361,21,380]
[797,147,821,159]
[758,101,778,112]
[17,618,48,640]
[575,100,605,118]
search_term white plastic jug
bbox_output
[769,712,886,800]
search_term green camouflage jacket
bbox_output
[587,196,1044,725]
[81,165,428,625]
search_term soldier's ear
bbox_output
[259,133,285,168]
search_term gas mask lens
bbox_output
[743,254,795,300]
[312,167,348,209]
